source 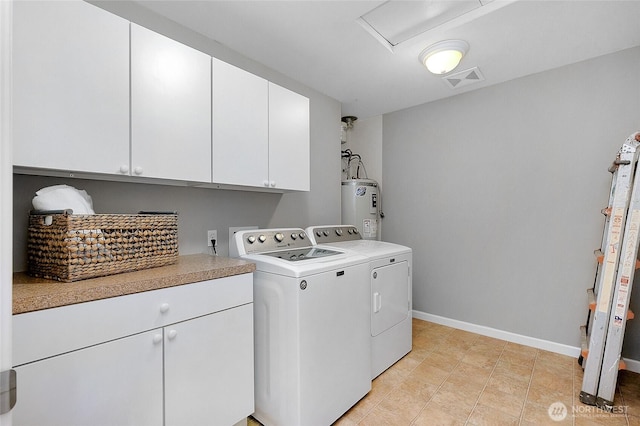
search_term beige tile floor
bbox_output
[250,318,640,425]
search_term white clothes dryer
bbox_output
[306,225,412,379]
[230,228,371,426]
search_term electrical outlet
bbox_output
[207,230,217,247]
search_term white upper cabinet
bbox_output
[13,1,307,191]
[212,59,310,191]
[212,58,269,187]
[268,83,310,191]
[12,0,130,175]
[131,24,212,182]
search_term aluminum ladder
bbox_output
[580,134,640,405]
[580,132,640,408]
[594,133,640,409]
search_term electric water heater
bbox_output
[341,179,379,240]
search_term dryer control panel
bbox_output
[306,225,362,244]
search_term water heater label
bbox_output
[363,219,378,238]
[355,186,367,196]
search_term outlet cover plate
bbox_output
[207,230,217,247]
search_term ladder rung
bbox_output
[609,163,628,173]
[589,300,635,317]
[594,249,604,264]
[587,288,596,311]
[580,325,589,358]
[609,158,632,172]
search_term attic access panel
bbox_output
[359,0,489,48]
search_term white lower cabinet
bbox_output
[165,304,254,426]
[14,330,164,426]
[12,275,254,426]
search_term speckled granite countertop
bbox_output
[13,254,256,315]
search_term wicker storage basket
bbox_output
[27,210,178,282]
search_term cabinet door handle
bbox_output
[167,329,178,340]
[159,303,170,313]
[119,165,129,174]
[263,180,269,187]
[134,166,143,175]
[152,334,163,344]
[270,181,276,187]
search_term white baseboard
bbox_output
[412,310,640,374]
[623,357,640,374]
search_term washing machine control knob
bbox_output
[247,235,256,244]
[290,233,297,240]
[336,229,343,236]
[316,231,323,237]
[258,235,266,243]
[323,230,329,237]
[299,233,306,239]
[274,232,285,242]
[353,228,359,234]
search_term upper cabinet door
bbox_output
[212,59,269,187]
[268,83,310,191]
[131,24,212,182]
[13,1,130,175]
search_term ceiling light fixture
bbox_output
[419,40,469,75]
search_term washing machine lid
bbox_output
[261,246,342,262]
[241,250,368,277]
[306,225,412,261]
[326,240,411,260]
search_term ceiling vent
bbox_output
[442,67,485,89]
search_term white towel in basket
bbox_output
[32,185,95,215]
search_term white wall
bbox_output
[345,115,383,185]
[12,1,342,270]
[382,46,640,359]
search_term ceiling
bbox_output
[133,0,640,119]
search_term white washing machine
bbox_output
[230,228,371,426]
[306,225,412,379]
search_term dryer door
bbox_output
[371,261,410,336]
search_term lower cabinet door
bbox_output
[164,303,254,426]
[13,329,163,426]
